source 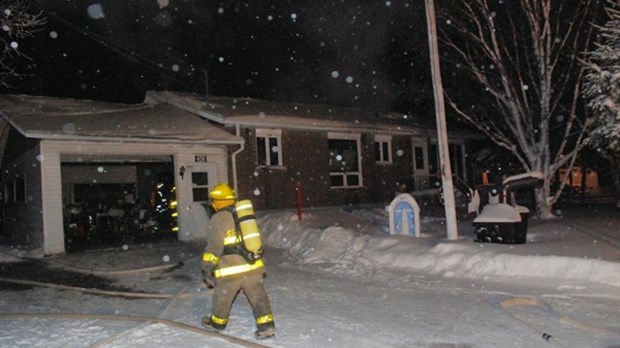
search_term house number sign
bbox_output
[194,155,208,163]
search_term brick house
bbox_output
[0,92,478,255]
[146,91,478,211]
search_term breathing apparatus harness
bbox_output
[222,200,263,264]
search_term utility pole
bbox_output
[424,0,458,240]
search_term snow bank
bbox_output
[260,212,374,276]
[259,210,620,287]
[369,239,620,286]
[0,246,30,262]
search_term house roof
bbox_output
[146,90,463,137]
[0,94,244,145]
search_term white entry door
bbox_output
[177,161,218,242]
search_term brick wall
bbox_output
[231,127,419,210]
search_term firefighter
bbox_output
[201,183,276,339]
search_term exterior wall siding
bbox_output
[232,128,332,211]
[231,128,421,210]
[2,143,44,249]
[40,146,64,254]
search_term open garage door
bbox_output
[60,155,176,252]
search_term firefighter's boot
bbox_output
[202,316,224,332]
[254,325,276,339]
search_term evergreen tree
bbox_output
[582,0,620,207]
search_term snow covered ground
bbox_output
[0,203,619,348]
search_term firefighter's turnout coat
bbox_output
[202,206,275,332]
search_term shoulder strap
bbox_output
[224,205,240,230]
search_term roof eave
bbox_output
[23,132,244,145]
[221,119,426,136]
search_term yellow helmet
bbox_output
[210,183,236,201]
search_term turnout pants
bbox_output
[209,270,275,331]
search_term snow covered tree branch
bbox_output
[0,0,45,87]
[437,0,600,218]
[581,0,620,207]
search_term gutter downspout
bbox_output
[231,124,245,194]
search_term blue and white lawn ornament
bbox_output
[389,193,421,237]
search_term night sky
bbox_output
[3,0,438,116]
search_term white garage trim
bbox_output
[39,140,228,255]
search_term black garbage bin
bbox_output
[473,203,526,244]
[513,205,530,244]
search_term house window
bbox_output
[328,132,362,188]
[191,172,210,202]
[414,146,425,170]
[374,135,392,164]
[14,177,25,203]
[3,176,25,204]
[256,129,283,167]
[429,142,467,181]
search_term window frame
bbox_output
[190,171,210,203]
[411,138,428,177]
[374,134,393,164]
[4,176,26,204]
[328,132,363,188]
[255,128,283,167]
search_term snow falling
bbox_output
[1,1,618,346]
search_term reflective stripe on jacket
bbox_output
[214,259,265,278]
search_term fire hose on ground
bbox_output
[0,278,270,348]
[0,312,270,348]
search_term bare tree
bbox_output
[0,0,45,87]
[437,0,600,218]
[582,0,620,208]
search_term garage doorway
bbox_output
[61,158,176,252]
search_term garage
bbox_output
[0,94,243,255]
